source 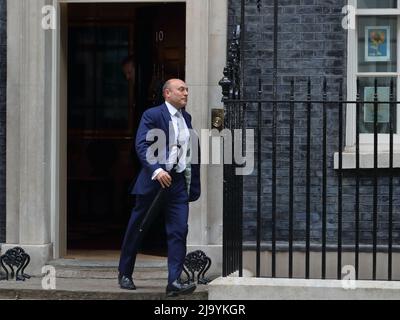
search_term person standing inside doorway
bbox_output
[118,79,201,297]
[121,55,135,82]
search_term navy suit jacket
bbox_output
[131,103,201,202]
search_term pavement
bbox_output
[0,254,209,300]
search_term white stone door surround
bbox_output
[5,0,226,274]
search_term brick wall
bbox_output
[228,0,400,248]
[0,0,5,243]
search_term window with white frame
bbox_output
[346,0,400,151]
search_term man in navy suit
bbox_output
[118,79,201,296]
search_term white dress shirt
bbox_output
[151,101,190,180]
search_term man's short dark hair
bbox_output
[162,80,172,93]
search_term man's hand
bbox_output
[155,170,172,188]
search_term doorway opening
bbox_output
[66,3,186,255]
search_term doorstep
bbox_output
[0,256,208,300]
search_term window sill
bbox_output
[334,150,400,169]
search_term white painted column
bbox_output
[185,0,210,246]
[186,0,227,275]
[5,0,53,274]
[207,0,226,245]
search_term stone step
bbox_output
[0,277,208,300]
[0,289,208,300]
[47,258,168,269]
[51,267,168,280]
[46,259,168,280]
[0,257,209,300]
[0,274,208,300]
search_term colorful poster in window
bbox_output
[363,86,390,123]
[365,26,390,62]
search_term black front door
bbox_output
[66,3,185,253]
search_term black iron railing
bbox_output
[221,0,400,281]
[220,70,400,280]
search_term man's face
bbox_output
[123,62,134,81]
[164,80,188,109]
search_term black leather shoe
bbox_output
[166,280,196,297]
[119,275,136,290]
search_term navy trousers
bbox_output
[118,172,189,285]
